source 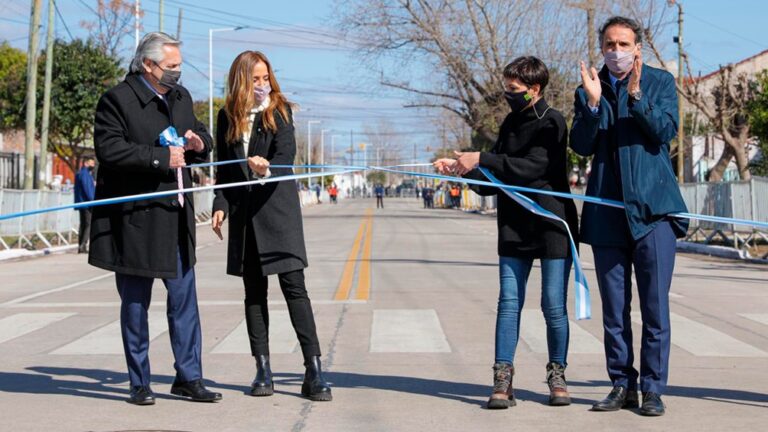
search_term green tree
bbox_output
[43,39,124,173]
[1,39,123,171]
[0,41,28,131]
[192,97,225,139]
[747,71,768,177]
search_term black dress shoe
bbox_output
[640,392,665,416]
[250,354,274,397]
[127,386,155,405]
[591,386,639,411]
[170,379,222,402]
[301,356,332,402]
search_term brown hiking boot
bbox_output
[546,362,571,406]
[487,363,515,409]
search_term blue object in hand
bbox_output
[159,126,187,147]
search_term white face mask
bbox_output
[604,50,634,75]
[254,83,272,103]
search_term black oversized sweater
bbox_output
[466,98,578,259]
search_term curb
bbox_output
[676,241,767,264]
[0,244,79,263]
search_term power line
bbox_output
[0,17,29,26]
[686,12,766,49]
[53,0,74,40]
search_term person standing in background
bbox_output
[74,156,96,254]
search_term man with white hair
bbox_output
[91,32,221,405]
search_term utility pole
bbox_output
[673,1,685,183]
[39,0,55,189]
[23,0,42,190]
[176,8,183,39]
[569,0,598,67]
[158,0,164,32]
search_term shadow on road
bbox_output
[570,380,768,409]
[2,367,765,409]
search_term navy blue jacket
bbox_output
[570,64,688,247]
[74,166,95,203]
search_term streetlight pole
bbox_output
[135,0,141,49]
[320,129,329,189]
[307,120,320,177]
[209,26,243,182]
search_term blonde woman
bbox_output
[211,51,331,401]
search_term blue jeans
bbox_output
[495,256,572,365]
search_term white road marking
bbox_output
[211,310,297,354]
[370,309,451,353]
[2,299,367,309]
[52,312,168,355]
[519,309,603,354]
[631,312,767,357]
[740,314,768,326]
[0,313,75,344]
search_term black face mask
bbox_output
[153,62,181,89]
[87,166,94,172]
[504,90,532,113]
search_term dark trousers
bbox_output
[78,208,92,252]
[243,228,321,359]
[376,196,384,208]
[115,249,202,388]
[592,220,676,394]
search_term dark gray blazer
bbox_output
[212,106,308,276]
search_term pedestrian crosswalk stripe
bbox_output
[520,310,603,354]
[370,309,451,353]
[739,314,768,327]
[51,312,168,355]
[211,311,298,354]
[631,312,767,357]
[0,313,75,344]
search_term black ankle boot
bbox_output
[301,356,332,401]
[250,354,274,396]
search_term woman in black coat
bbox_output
[435,56,578,410]
[211,51,331,401]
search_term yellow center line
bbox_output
[355,212,374,300]
[333,209,371,301]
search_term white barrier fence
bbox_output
[0,187,335,251]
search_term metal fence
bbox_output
[434,177,767,258]
[679,177,768,232]
[0,186,337,251]
[0,189,215,250]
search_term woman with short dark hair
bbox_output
[435,56,578,410]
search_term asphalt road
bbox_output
[1,197,767,431]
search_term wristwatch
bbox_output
[629,89,643,102]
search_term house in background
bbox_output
[682,49,768,182]
[0,130,83,189]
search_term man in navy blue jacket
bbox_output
[570,16,689,417]
[74,156,96,253]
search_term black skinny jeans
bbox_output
[242,224,321,359]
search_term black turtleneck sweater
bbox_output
[466,98,578,259]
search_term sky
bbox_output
[1,0,767,163]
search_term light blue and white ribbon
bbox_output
[159,126,187,147]
[0,168,361,221]
[478,168,591,320]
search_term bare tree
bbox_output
[336,0,673,153]
[80,0,141,60]
[336,0,585,150]
[626,0,755,181]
